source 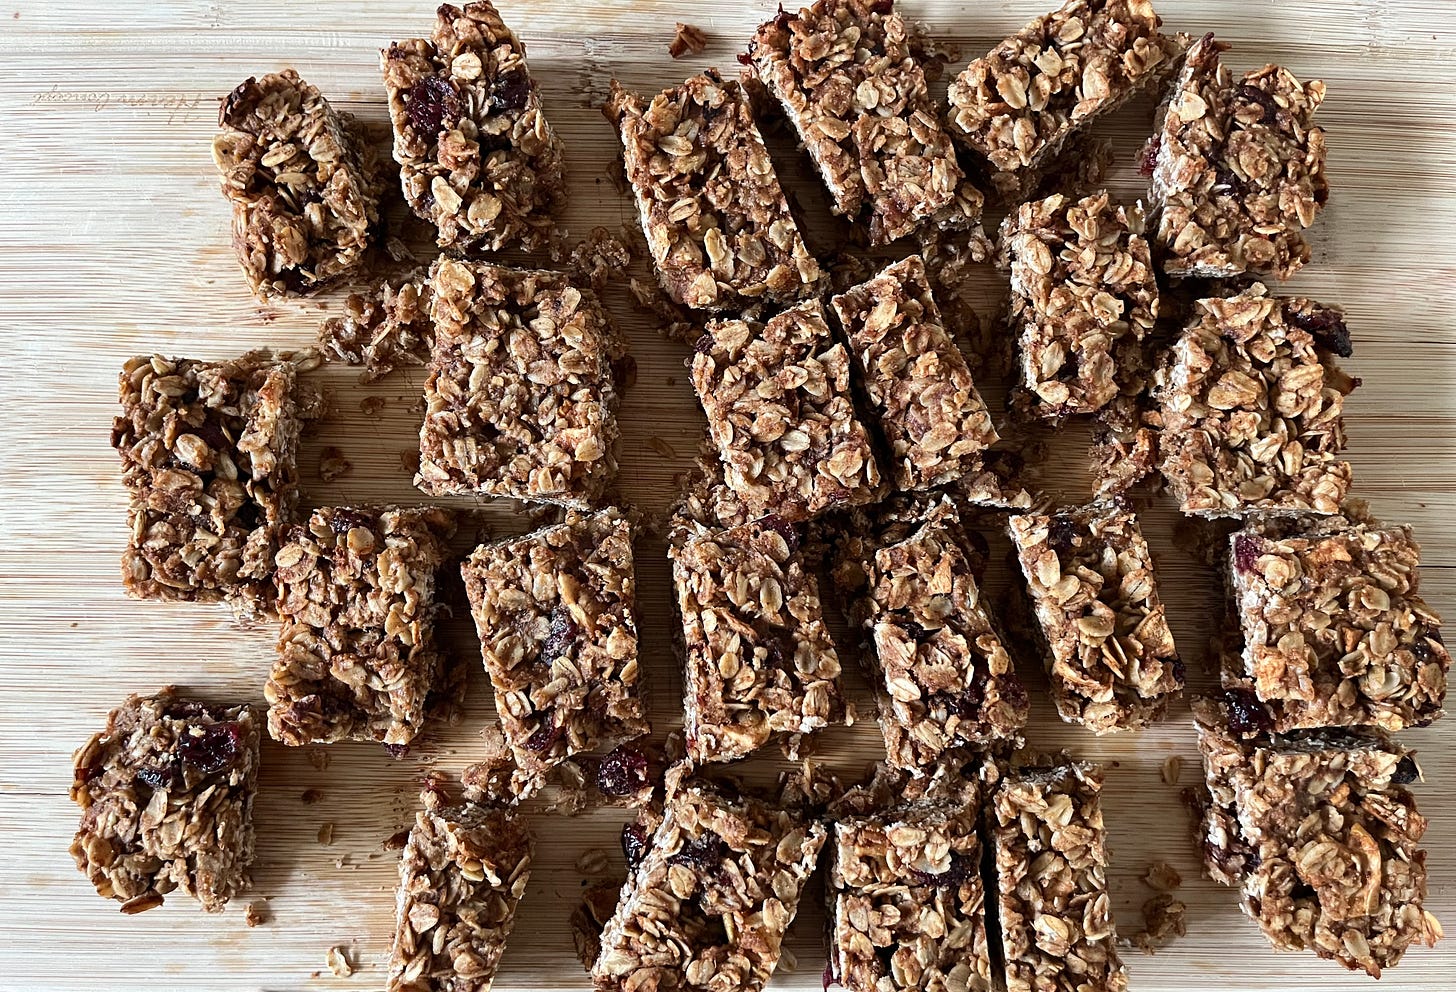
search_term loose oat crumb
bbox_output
[646,437,678,459]
[399,449,421,475]
[307,748,331,771]
[575,847,611,876]
[245,901,268,927]
[383,829,411,851]
[669,22,708,59]
[302,788,324,804]
[777,946,798,975]
[1161,754,1184,786]
[1143,861,1182,892]
[318,447,352,482]
[1128,895,1188,953]
[326,944,354,977]
[318,822,335,846]
[359,396,386,418]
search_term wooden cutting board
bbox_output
[2,1,1454,989]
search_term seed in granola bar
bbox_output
[595,746,650,797]
[406,76,460,138]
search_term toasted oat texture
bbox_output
[991,763,1128,992]
[416,259,622,507]
[693,299,883,522]
[70,687,261,913]
[212,69,381,299]
[1191,695,1440,977]
[945,0,1182,193]
[1154,283,1357,517]
[461,508,650,776]
[828,795,993,991]
[1225,516,1449,733]
[382,1,567,251]
[592,775,828,992]
[1008,502,1182,733]
[319,268,432,383]
[671,518,844,763]
[747,0,985,246]
[831,255,998,491]
[669,22,708,59]
[266,505,456,747]
[1151,35,1329,280]
[386,785,534,992]
[605,70,823,310]
[112,351,307,619]
[1000,191,1158,420]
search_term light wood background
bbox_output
[2,1,1455,989]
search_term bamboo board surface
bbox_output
[2,1,1456,989]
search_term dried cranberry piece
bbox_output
[178,721,244,776]
[621,823,650,868]
[1136,135,1160,177]
[869,0,894,13]
[1232,534,1263,575]
[539,606,580,665]
[1212,164,1246,197]
[1413,627,1445,662]
[762,634,790,672]
[909,853,974,888]
[1222,688,1273,737]
[384,743,411,759]
[489,69,531,114]
[736,51,753,67]
[1392,755,1420,785]
[136,762,179,791]
[1171,655,1187,686]
[328,508,376,534]
[1048,517,1080,551]
[406,76,460,138]
[772,4,795,30]
[191,419,230,452]
[896,617,926,642]
[524,713,563,753]
[694,334,716,354]
[951,673,986,720]
[669,832,728,871]
[1283,304,1353,358]
[1235,83,1279,126]
[823,961,838,991]
[761,514,800,553]
[596,746,651,797]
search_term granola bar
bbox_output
[693,299,883,522]
[212,69,381,298]
[1224,516,1449,733]
[386,783,534,992]
[605,70,823,310]
[671,517,844,763]
[999,191,1158,420]
[266,505,456,747]
[1154,283,1357,517]
[70,687,261,913]
[830,255,998,491]
[416,259,622,508]
[746,0,985,246]
[1191,695,1440,977]
[827,796,993,991]
[382,1,567,251]
[460,507,649,776]
[1008,502,1182,732]
[318,268,432,383]
[990,762,1127,992]
[112,351,307,618]
[592,773,828,992]
[1150,35,1329,280]
[945,0,1182,194]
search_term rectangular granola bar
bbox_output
[387,783,534,992]
[990,762,1127,992]
[592,774,828,992]
[945,0,1182,194]
[1225,516,1449,733]
[266,505,456,747]
[461,507,650,775]
[831,254,998,491]
[1153,283,1357,517]
[693,299,883,522]
[671,517,844,763]
[112,351,307,618]
[213,69,381,299]
[1191,695,1440,977]
[605,70,823,310]
[1151,35,1329,280]
[1000,191,1158,420]
[1008,502,1182,732]
[828,797,993,992]
[382,1,567,251]
[416,258,621,507]
[70,687,261,913]
[746,0,985,246]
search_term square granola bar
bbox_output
[1191,695,1440,977]
[266,505,456,747]
[382,1,567,252]
[386,782,534,992]
[461,507,650,776]
[831,254,998,491]
[828,797,994,992]
[693,299,883,522]
[1151,35,1329,281]
[990,762,1127,992]
[1225,516,1449,733]
[605,69,823,310]
[112,351,307,619]
[1154,283,1357,517]
[746,0,985,246]
[1000,191,1158,420]
[945,0,1182,194]
[416,258,622,507]
[70,687,261,913]
[671,517,844,763]
[1008,502,1182,733]
[592,773,828,992]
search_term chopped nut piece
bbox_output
[319,269,432,383]
[669,22,708,59]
